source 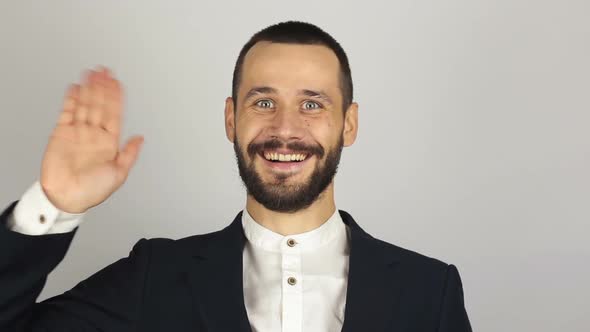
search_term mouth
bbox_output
[257,149,313,172]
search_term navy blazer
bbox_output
[0,200,472,331]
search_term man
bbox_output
[0,21,472,331]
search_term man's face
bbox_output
[225,42,358,212]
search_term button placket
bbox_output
[281,256,301,290]
[281,273,303,331]
[281,236,301,286]
[281,236,303,332]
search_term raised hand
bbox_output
[39,67,144,214]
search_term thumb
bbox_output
[115,135,144,180]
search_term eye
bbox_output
[255,99,274,109]
[302,100,321,111]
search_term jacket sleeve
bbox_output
[0,200,151,332]
[436,264,473,332]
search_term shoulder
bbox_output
[366,232,464,293]
[377,235,450,271]
[340,209,453,274]
[132,226,228,258]
[362,235,465,313]
[119,226,230,285]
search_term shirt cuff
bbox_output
[7,181,85,235]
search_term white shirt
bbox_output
[6,181,351,332]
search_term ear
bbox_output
[342,102,358,147]
[224,97,235,143]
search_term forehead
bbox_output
[240,42,341,98]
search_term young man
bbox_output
[0,21,472,331]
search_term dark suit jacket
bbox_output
[0,200,472,331]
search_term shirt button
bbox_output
[287,238,297,247]
[39,214,46,224]
[287,277,297,285]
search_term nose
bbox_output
[267,107,307,141]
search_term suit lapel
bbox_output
[184,210,403,332]
[186,211,252,332]
[339,210,403,332]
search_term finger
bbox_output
[97,65,111,77]
[102,75,123,137]
[63,84,79,113]
[57,110,75,126]
[115,135,144,180]
[88,76,106,127]
[74,85,90,124]
[58,84,80,125]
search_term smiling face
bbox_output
[225,41,358,213]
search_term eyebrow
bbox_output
[243,86,333,105]
[300,89,333,105]
[244,86,278,101]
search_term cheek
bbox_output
[314,118,338,141]
[235,125,265,160]
[236,119,260,142]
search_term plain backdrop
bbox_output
[1,1,588,331]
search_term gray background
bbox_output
[1,0,588,330]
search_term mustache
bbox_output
[247,139,325,159]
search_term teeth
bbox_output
[263,152,308,162]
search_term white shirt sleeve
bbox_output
[6,181,85,235]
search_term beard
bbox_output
[233,133,344,213]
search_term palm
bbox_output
[40,68,144,213]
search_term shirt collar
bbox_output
[241,208,346,253]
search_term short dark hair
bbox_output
[232,21,353,112]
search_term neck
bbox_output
[245,182,337,236]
